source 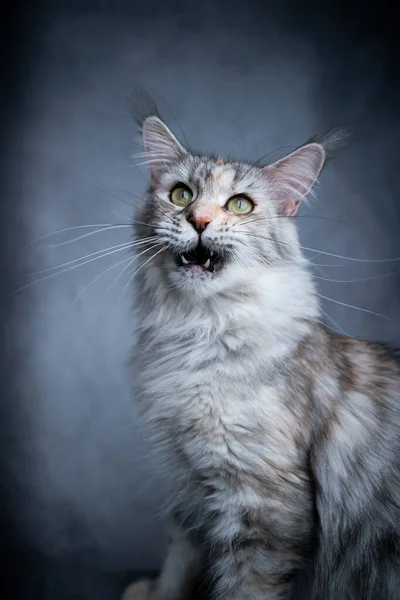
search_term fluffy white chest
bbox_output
[140,363,307,547]
[140,350,300,477]
[135,298,313,546]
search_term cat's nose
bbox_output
[187,214,213,234]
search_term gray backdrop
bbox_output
[1,0,399,575]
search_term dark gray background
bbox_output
[0,1,399,598]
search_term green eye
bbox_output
[170,185,193,207]
[226,196,254,215]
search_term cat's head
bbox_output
[134,111,346,300]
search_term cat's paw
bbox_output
[121,579,153,600]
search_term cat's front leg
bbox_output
[211,544,299,600]
[121,525,203,600]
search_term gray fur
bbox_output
[122,107,400,600]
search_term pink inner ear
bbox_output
[288,199,300,217]
[266,144,325,216]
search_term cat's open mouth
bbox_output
[174,245,224,273]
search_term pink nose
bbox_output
[187,215,213,233]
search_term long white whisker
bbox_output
[310,263,344,268]
[227,214,361,232]
[110,210,134,222]
[315,292,392,321]
[11,241,155,294]
[88,184,144,206]
[313,315,345,336]
[132,159,169,168]
[245,247,393,322]
[70,255,135,306]
[16,223,132,253]
[107,243,163,291]
[320,307,348,336]
[119,246,168,303]
[106,256,137,291]
[47,225,133,248]
[302,247,400,264]
[71,243,163,304]
[132,152,174,160]
[311,271,400,283]
[238,230,400,264]
[20,238,158,278]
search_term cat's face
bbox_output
[135,116,326,299]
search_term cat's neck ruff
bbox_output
[137,261,320,366]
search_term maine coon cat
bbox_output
[122,102,400,600]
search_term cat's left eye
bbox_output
[226,196,254,216]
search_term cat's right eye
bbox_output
[170,184,193,207]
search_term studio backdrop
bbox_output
[0,0,399,584]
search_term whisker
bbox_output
[310,264,345,268]
[320,307,348,336]
[119,245,168,302]
[311,271,400,283]
[132,159,170,168]
[315,292,392,321]
[70,255,135,306]
[153,206,176,226]
[102,187,144,201]
[239,243,393,322]
[132,152,176,160]
[85,189,154,227]
[71,243,163,304]
[313,315,346,337]
[16,223,131,254]
[302,245,400,265]
[107,242,163,291]
[88,184,144,206]
[106,255,137,291]
[47,224,134,248]
[11,241,155,294]
[110,209,134,222]
[237,230,400,264]
[227,215,362,233]
[19,237,158,278]
[232,239,279,269]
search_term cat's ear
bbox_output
[141,116,187,185]
[264,143,325,216]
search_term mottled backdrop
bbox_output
[1,0,399,583]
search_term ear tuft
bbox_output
[129,87,187,184]
[304,127,351,161]
[129,86,162,131]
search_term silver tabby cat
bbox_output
[122,103,400,600]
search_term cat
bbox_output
[121,100,400,600]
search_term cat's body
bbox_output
[122,106,400,600]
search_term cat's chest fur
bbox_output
[138,320,307,486]
[137,323,312,550]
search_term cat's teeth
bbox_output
[181,255,189,265]
[203,259,211,269]
[210,251,214,257]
